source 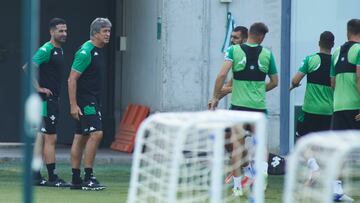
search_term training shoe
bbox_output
[334,193,354,202]
[241,176,253,189]
[232,187,243,197]
[33,176,48,186]
[47,175,70,187]
[81,177,106,191]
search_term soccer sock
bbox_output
[262,161,269,175]
[233,176,241,189]
[72,168,81,183]
[33,171,42,180]
[46,163,56,181]
[333,180,344,195]
[84,168,93,181]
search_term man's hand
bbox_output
[208,98,219,110]
[70,104,83,120]
[355,110,360,122]
[220,85,232,96]
[38,87,53,97]
[289,83,301,91]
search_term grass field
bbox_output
[0,162,285,203]
[0,162,131,203]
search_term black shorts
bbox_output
[229,105,266,113]
[297,111,332,137]
[331,110,360,130]
[40,97,59,134]
[75,96,102,135]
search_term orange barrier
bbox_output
[111,104,150,153]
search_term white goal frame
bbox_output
[284,130,360,203]
[127,110,267,203]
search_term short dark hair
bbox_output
[233,26,248,39]
[347,19,360,35]
[49,18,66,30]
[319,31,334,49]
[249,22,268,36]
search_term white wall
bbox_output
[115,0,282,153]
[116,0,162,114]
[290,0,360,149]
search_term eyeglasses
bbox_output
[231,35,239,39]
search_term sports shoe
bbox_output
[241,176,253,189]
[47,175,70,187]
[334,193,354,202]
[232,187,243,197]
[81,177,106,191]
[33,176,48,186]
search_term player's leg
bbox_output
[83,130,102,177]
[43,133,57,182]
[70,121,88,189]
[42,98,69,187]
[33,132,47,186]
[331,110,357,201]
[80,100,106,190]
[226,124,252,196]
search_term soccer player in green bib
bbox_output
[331,19,360,130]
[209,22,278,112]
[209,22,278,196]
[68,18,111,190]
[32,18,69,187]
[290,31,335,137]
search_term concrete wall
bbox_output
[115,0,282,153]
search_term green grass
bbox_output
[0,162,131,203]
[0,162,286,203]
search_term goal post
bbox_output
[127,110,267,203]
[284,130,360,203]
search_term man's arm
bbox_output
[355,66,360,122]
[219,80,233,99]
[23,62,53,96]
[68,70,82,120]
[209,61,232,110]
[266,74,278,92]
[289,72,305,91]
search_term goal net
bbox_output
[284,130,360,203]
[127,110,267,203]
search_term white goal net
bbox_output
[284,130,360,203]
[127,110,267,203]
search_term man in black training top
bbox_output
[32,18,69,187]
[68,17,112,191]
